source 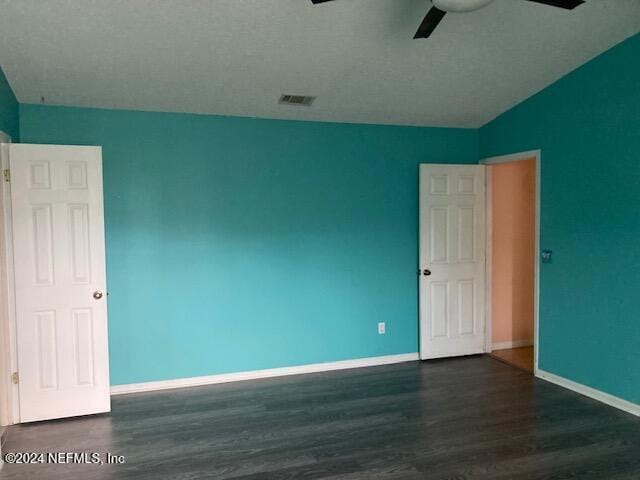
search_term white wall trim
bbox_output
[481,150,541,374]
[536,369,639,417]
[484,166,493,354]
[481,150,541,165]
[492,340,534,350]
[0,139,19,426]
[111,353,420,395]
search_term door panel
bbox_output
[419,164,486,359]
[10,144,110,422]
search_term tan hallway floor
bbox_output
[489,346,534,372]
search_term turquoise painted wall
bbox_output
[0,67,19,141]
[19,104,478,385]
[480,33,640,404]
[16,32,639,403]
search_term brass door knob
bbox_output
[93,291,103,300]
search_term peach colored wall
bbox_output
[491,158,536,344]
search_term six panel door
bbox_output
[419,164,486,359]
[10,144,110,422]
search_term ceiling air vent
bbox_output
[278,94,316,106]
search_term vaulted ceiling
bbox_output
[1,0,639,127]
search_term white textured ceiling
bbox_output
[1,0,639,128]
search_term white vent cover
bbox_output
[278,94,316,106]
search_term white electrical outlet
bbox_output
[378,322,386,334]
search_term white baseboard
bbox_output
[111,353,420,396]
[536,369,639,417]
[492,340,533,351]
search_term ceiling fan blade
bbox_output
[414,7,446,39]
[525,0,584,9]
[310,0,335,3]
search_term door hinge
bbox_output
[3,169,9,182]
[11,372,18,384]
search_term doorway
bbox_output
[483,151,539,373]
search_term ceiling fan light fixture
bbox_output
[432,0,495,13]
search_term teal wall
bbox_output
[0,67,19,141]
[15,32,640,404]
[481,33,640,404]
[19,105,478,385]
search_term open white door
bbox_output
[419,164,486,359]
[10,144,110,422]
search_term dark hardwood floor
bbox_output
[1,355,639,479]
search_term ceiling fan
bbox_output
[310,0,585,39]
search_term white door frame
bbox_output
[480,149,541,373]
[0,131,20,425]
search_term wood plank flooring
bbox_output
[489,346,534,372]
[1,355,639,479]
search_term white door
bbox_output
[419,164,486,359]
[10,144,110,422]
